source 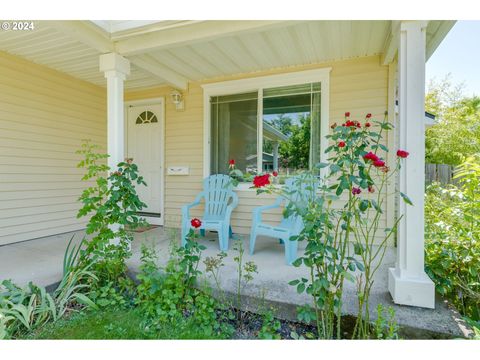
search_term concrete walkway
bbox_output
[0,227,470,338]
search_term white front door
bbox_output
[126,101,164,225]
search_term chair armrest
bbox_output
[224,191,239,219]
[181,193,204,218]
[252,197,283,222]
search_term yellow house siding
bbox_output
[126,55,391,242]
[0,51,106,246]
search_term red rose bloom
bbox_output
[253,174,270,188]
[352,187,361,195]
[272,171,278,177]
[363,152,379,162]
[338,141,346,148]
[191,218,202,228]
[373,159,385,167]
[229,159,235,165]
[366,113,372,119]
[396,150,409,158]
[365,122,371,128]
[344,120,360,129]
[345,111,351,117]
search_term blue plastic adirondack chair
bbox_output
[181,174,239,251]
[249,175,317,265]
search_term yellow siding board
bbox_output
[0,195,80,209]
[0,188,81,201]
[0,112,105,139]
[0,223,88,246]
[0,102,105,132]
[0,51,105,246]
[0,69,105,110]
[0,203,81,221]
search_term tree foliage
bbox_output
[425,76,480,165]
[425,155,480,321]
[264,114,311,170]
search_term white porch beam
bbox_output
[426,21,456,61]
[115,20,295,56]
[45,21,114,53]
[381,20,400,65]
[130,55,188,90]
[99,53,130,171]
[388,21,435,309]
[272,142,279,172]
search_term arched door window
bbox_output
[136,110,158,124]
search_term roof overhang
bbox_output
[0,20,456,91]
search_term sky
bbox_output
[426,20,480,97]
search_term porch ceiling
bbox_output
[0,20,454,91]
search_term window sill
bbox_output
[233,182,283,191]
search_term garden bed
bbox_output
[23,307,339,340]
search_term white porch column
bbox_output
[272,142,279,171]
[99,53,130,170]
[388,21,435,309]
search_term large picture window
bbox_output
[210,82,321,180]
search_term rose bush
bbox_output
[253,111,410,339]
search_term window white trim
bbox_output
[201,67,331,179]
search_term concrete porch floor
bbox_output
[0,227,470,338]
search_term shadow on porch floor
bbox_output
[0,226,470,338]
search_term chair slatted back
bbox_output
[280,175,318,230]
[203,174,235,217]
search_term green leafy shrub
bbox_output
[373,304,399,339]
[24,308,228,340]
[76,140,148,304]
[258,308,281,339]
[256,112,407,339]
[0,239,97,339]
[233,239,258,320]
[425,77,480,165]
[0,281,57,338]
[135,228,233,338]
[425,155,480,321]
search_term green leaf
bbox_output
[73,293,99,310]
[359,199,370,212]
[315,162,329,169]
[329,164,341,173]
[292,258,303,267]
[356,262,365,272]
[400,192,413,206]
[297,283,306,294]
[354,243,365,255]
[335,185,344,196]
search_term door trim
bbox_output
[125,97,165,226]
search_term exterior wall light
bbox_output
[171,89,184,110]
